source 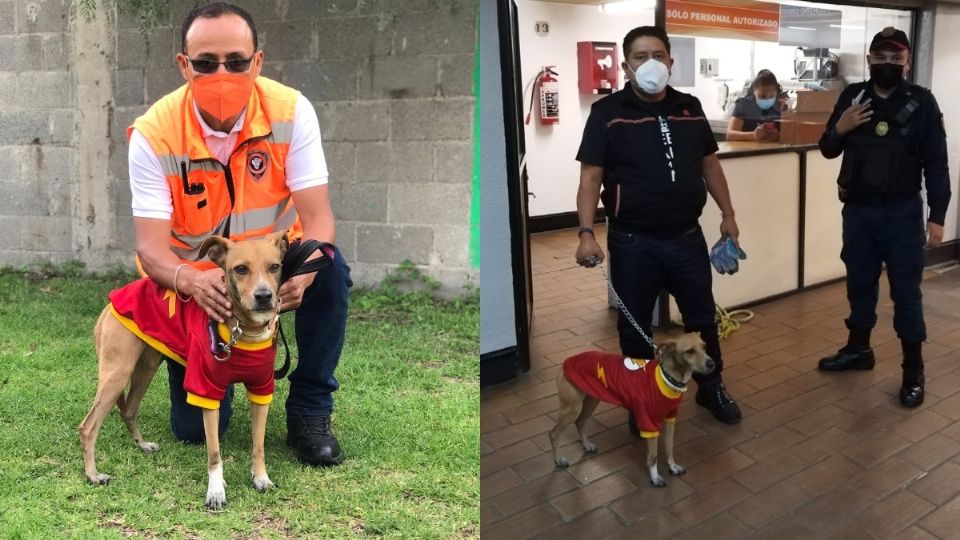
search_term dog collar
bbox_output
[658,363,687,393]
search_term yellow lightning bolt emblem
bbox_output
[597,362,608,388]
[163,289,177,318]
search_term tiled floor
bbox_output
[481,225,960,539]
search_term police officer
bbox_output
[818,27,950,407]
[575,26,742,424]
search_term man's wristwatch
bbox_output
[578,227,594,237]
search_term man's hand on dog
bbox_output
[278,273,316,312]
[182,267,232,323]
[575,234,605,268]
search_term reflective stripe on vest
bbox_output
[168,197,297,260]
[130,77,304,269]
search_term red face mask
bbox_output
[190,72,255,124]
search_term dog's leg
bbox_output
[550,372,584,469]
[118,348,163,454]
[202,408,227,511]
[663,420,684,476]
[79,310,143,486]
[574,396,600,454]
[249,402,274,492]
[646,436,666,487]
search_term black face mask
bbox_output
[870,62,905,89]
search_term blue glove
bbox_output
[710,236,747,275]
[722,236,747,274]
[709,237,734,274]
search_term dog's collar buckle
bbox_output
[211,320,242,362]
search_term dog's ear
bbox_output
[198,235,231,267]
[266,231,289,256]
[656,341,677,361]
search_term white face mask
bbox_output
[629,59,670,94]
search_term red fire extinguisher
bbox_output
[526,66,560,125]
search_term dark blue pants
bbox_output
[166,245,352,443]
[607,225,723,388]
[841,195,926,341]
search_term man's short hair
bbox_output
[181,2,259,53]
[622,26,671,59]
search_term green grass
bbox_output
[0,268,479,539]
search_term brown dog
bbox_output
[79,232,287,510]
[549,333,714,487]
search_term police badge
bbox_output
[875,121,889,136]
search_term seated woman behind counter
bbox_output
[726,69,786,142]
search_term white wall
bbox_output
[516,0,655,217]
[930,3,960,242]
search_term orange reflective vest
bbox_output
[129,76,304,270]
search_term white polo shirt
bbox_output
[128,93,329,219]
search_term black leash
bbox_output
[273,240,336,379]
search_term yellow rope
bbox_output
[715,304,754,340]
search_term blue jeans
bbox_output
[166,245,352,443]
[607,225,723,388]
[841,195,926,341]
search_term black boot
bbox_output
[819,321,875,371]
[900,341,924,408]
[286,413,344,466]
[695,384,742,424]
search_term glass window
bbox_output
[663,0,913,121]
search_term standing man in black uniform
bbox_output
[818,27,950,407]
[575,26,742,424]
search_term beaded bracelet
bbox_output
[172,263,191,303]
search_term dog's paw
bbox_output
[87,473,111,486]
[252,474,275,492]
[669,463,686,476]
[650,476,667,488]
[138,442,160,454]
[205,473,228,511]
[554,456,570,468]
[583,442,598,453]
[204,490,228,511]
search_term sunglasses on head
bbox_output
[185,54,254,74]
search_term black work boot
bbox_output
[900,341,924,408]
[695,383,742,424]
[286,413,344,466]
[819,322,875,371]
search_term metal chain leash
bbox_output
[584,255,657,352]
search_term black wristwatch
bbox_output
[578,227,594,236]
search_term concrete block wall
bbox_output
[1,0,478,294]
[0,0,76,267]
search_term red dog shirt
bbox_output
[563,351,684,438]
[108,278,277,410]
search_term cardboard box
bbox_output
[793,90,838,114]
[779,116,828,145]
[778,91,837,145]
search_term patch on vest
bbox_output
[247,151,269,181]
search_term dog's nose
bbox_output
[705,358,716,372]
[254,289,273,305]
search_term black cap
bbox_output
[869,27,909,52]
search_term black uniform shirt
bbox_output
[819,81,950,225]
[577,85,719,235]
